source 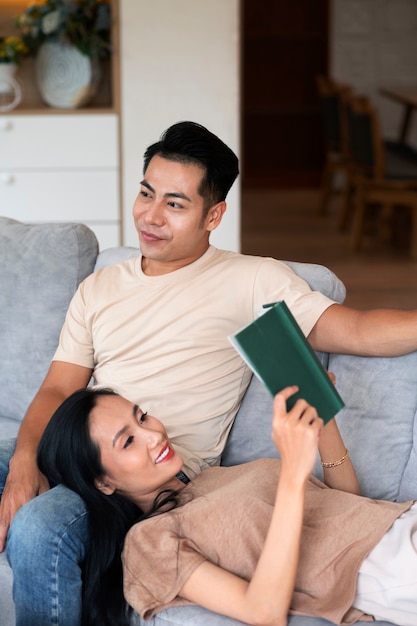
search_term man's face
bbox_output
[132,155,225,275]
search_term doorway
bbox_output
[241,0,330,188]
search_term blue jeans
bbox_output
[0,439,89,626]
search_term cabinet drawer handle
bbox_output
[0,173,14,184]
[0,120,13,132]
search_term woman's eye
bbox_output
[123,435,134,449]
[139,411,148,424]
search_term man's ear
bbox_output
[206,201,226,232]
[94,477,116,496]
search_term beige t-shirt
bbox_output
[53,246,334,477]
[123,459,412,624]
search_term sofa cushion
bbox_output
[0,218,99,425]
[135,606,395,626]
[399,409,417,501]
[329,351,417,501]
[94,245,140,270]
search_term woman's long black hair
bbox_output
[37,387,178,626]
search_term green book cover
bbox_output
[229,300,344,424]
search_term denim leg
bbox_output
[7,484,89,626]
[0,439,17,495]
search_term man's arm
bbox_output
[308,303,417,357]
[0,360,92,552]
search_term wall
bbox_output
[119,0,241,250]
[331,0,417,146]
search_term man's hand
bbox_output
[0,463,49,552]
[0,361,93,552]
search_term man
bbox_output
[1,121,417,626]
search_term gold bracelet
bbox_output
[321,448,349,469]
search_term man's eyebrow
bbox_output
[140,179,154,193]
[140,179,192,202]
[165,191,192,202]
[112,405,139,447]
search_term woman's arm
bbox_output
[180,387,322,626]
[318,418,361,495]
[317,372,360,495]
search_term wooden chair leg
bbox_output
[337,176,354,231]
[410,205,417,258]
[351,187,366,251]
[378,203,393,243]
[317,164,333,216]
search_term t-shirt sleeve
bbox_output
[122,515,207,620]
[52,279,95,369]
[252,258,336,337]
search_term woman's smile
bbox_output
[155,444,175,464]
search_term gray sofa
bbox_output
[1,216,415,626]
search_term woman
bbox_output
[37,386,416,626]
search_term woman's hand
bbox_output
[271,386,323,486]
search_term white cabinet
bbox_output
[0,114,120,250]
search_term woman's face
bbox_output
[89,394,184,509]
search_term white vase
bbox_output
[35,41,102,109]
[0,64,22,112]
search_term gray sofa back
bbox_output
[0,218,99,438]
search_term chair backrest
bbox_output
[345,94,385,180]
[316,75,353,161]
[316,75,342,153]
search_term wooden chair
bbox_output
[346,94,417,257]
[316,75,354,229]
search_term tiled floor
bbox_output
[241,189,417,310]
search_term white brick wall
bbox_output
[331,0,417,146]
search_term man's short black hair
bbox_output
[143,121,239,210]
